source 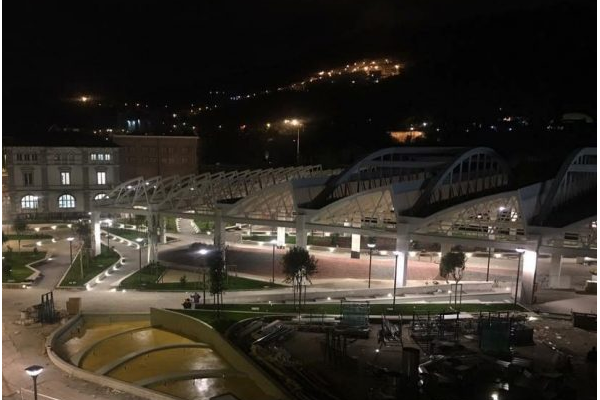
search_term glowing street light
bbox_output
[367,243,376,288]
[392,251,401,310]
[66,237,74,266]
[103,219,113,253]
[25,365,44,400]
[198,249,209,304]
[514,248,526,306]
[284,118,303,164]
[136,238,144,284]
[270,239,277,283]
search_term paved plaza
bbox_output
[2,228,596,399]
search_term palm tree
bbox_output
[281,247,318,310]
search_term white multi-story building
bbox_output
[3,143,119,220]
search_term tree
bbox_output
[13,219,28,253]
[75,221,92,275]
[281,247,318,310]
[439,251,467,284]
[208,249,226,315]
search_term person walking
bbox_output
[192,292,201,305]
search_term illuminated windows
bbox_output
[21,195,39,209]
[58,194,75,208]
[60,172,71,185]
[97,171,107,185]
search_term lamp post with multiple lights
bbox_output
[367,243,376,288]
[25,365,43,400]
[514,248,525,306]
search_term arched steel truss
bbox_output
[310,187,396,230]
[408,147,512,217]
[92,148,595,253]
[535,147,597,226]
[94,166,326,214]
[226,182,297,221]
[415,193,526,241]
[304,147,466,209]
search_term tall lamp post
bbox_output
[199,249,209,304]
[284,118,302,164]
[367,243,376,288]
[102,219,112,253]
[392,251,400,310]
[270,239,277,283]
[136,238,144,284]
[25,365,43,400]
[514,248,525,306]
[66,237,74,266]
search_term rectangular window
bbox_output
[97,171,106,185]
[105,153,111,161]
[91,154,97,161]
[98,154,105,161]
[31,154,38,161]
[16,154,23,161]
[23,172,33,185]
[60,172,71,185]
[24,154,30,161]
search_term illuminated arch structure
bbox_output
[93,147,596,304]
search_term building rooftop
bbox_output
[4,132,119,148]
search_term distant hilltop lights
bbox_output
[229,57,403,101]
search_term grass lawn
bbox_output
[59,245,120,286]
[107,228,176,243]
[119,269,283,291]
[2,251,46,282]
[173,301,523,334]
[5,233,53,240]
[107,228,148,242]
[190,302,524,315]
[173,309,257,333]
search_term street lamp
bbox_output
[25,365,43,400]
[66,237,74,266]
[199,249,209,304]
[136,238,144,284]
[367,243,376,288]
[514,248,526,306]
[270,239,277,283]
[105,219,113,253]
[392,251,401,310]
[284,118,302,164]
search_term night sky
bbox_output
[3,0,596,135]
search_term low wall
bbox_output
[150,308,289,400]
[46,313,176,400]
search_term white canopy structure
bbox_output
[93,147,596,304]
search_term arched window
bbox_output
[21,195,39,209]
[94,193,107,200]
[58,194,75,209]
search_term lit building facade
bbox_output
[4,144,119,219]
